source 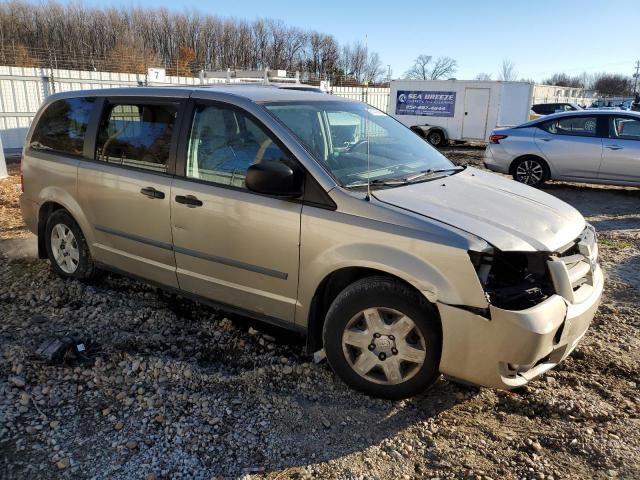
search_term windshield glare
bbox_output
[265,101,454,187]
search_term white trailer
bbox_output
[388,80,534,145]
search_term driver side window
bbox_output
[186,104,290,188]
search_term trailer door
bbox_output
[462,88,490,140]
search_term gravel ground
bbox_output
[1,150,639,479]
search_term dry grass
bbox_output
[0,164,29,240]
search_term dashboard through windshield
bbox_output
[264,101,455,187]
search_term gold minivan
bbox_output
[20,86,603,399]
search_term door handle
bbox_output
[541,138,553,142]
[175,194,203,207]
[140,187,165,199]
[606,145,623,150]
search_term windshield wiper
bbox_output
[343,178,408,188]
[404,166,464,182]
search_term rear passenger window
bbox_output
[96,103,177,173]
[611,117,640,140]
[30,98,95,155]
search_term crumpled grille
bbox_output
[547,225,598,304]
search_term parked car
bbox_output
[530,102,582,116]
[20,87,603,399]
[485,110,640,187]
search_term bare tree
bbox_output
[364,51,384,83]
[475,72,492,81]
[543,73,584,88]
[404,54,432,80]
[498,59,518,81]
[592,73,632,96]
[429,57,457,80]
[404,54,457,80]
[0,0,384,82]
[341,41,369,82]
[578,72,595,91]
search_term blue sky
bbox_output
[77,0,639,81]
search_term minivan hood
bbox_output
[374,167,585,252]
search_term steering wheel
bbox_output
[100,125,128,160]
[347,139,369,153]
[255,137,274,163]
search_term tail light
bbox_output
[489,134,508,144]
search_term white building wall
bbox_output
[330,86,390,111]
[531,84,592,106]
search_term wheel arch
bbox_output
[410,125,448,142]
[305,266,442,355]
[37,201,65,258]
[37,191,94,259]
[508,154,550,177]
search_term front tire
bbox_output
[45,210,99,280]
[511,156,549,187]
[323,277,442,400]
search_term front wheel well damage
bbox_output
[305,267,430,354]
[37,201,66,259]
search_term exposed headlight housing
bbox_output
[468,249,554,310]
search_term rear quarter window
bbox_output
[30,98,95,156]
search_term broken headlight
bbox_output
[468,249,554,310]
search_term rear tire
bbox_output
[511,156,550,188]
[427,130,446,147]
[45,210,99,280]
[323,276,441,400]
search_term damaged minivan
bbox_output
[20,86,603,399]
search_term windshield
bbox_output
[264,101,455,187]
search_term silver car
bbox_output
[20,86,603,399]
[485,110,640,187]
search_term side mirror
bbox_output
[246,161,302,198]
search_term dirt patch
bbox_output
[0,163,29,240]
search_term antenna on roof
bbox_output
[364,33,371,202]
[365,103,371,201]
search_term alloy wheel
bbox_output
[515,159,544,185]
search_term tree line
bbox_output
[475,65,635,97]
[0,1,385,83]
[542,72,636,96]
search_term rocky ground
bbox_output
[1,153,639,479]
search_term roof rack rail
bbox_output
[199,68,301,85]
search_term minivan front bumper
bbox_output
[437,264,603,389]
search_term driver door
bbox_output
[171,100,302,322]
[534,115,604,179]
